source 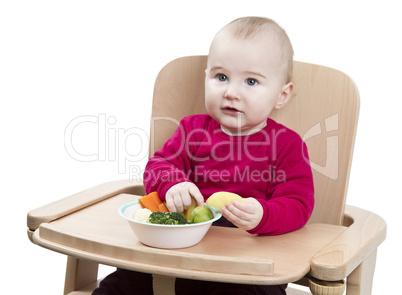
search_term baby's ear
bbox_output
[275,82,293,109]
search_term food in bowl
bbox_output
[119,201,221,249]
[148,211,190,225]
[132,206,215,225]
[138,191,169,212]
[190,206,214,223]
[183,198,198,221]
[132,208,152,223]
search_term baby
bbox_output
[145,16,314,236]
[93,16,314,295]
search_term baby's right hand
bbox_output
[165,182,204,212]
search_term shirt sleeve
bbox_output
[247,139,315,236]
[143,118,192,200]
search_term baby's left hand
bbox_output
[221,197,263,231]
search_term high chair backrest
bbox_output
[149,56,359,226]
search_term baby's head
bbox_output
[209,17,294,84]
[205,17,294,135]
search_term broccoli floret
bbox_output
[148,211,165,222]
[168,212,190,224]
[148,211,189,225]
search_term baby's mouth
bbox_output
[222,106,242,115]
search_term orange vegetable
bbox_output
[138,198,146,209]
[142,197,159,212]
[158,202,168,212]
[138,192,169,212]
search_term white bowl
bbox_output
[119,201,222,249]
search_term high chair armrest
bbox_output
[27,179,145,232]
[310,205,387,281]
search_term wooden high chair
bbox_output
[27,56,386,295]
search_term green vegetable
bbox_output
[190,206,214,223]
[148,211,189,225]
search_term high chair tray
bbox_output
[30,192,346,285]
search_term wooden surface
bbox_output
[26,179,386,294]
[64,257,98,295]
[32,193,346,285]
[311,206,386,281]
[27,179,145,231]
[67,284,311,295]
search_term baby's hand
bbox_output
[221,197,263,231]
[165,182,204,212]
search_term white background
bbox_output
[1,1,400,293]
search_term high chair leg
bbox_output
[346,249,377,295]
[64,256,99,295]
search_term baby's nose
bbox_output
[224,84,241,100]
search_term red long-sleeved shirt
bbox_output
[144,114,314,235]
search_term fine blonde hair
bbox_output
[212,17,294,83]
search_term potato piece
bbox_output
[183,198,197,221]
[206,192,244,211]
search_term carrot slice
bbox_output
[141,197,159,212]
[138,192,169,212]
[148,192,162,205]
[138,197,146,209]
[158,202,169,212]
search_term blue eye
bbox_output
[217,74,228,82]
[246,78,258,86]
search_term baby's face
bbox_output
[205,35,287,135]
